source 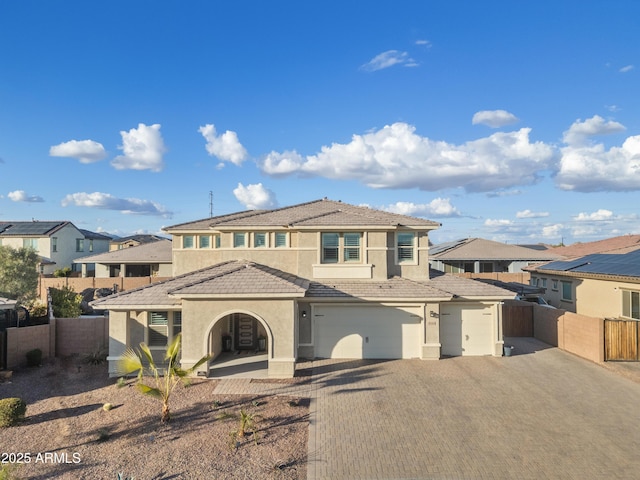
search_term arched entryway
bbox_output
[206,311,271,378]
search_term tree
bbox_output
[50,286,82,318]
[0,246,39,304]
[116,333,210,423]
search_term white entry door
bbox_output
[314,305,422,359]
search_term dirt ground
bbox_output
[0,357,309,479]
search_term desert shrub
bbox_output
[83,347,108,365]
[25,299,48,318]
[53,267,72,277]
[0,398,27,427]
[25,348,42,367]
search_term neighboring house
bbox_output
[429,238,561,274]
[74,239,172,278]
[0,221,111,275]
[526,249,640,318]
[109,234,167,251]
[546,234,640,258]
[92,199,514,378]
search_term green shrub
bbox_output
[0,398,27,427]
[25,348,42,367]
[50,285,82,318]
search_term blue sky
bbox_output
[1,1,639,245]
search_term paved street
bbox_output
[306,337,640,480]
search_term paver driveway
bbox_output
[306,337,640,480]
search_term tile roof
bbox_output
[171,262,309,296]
[92,261,514,308]
[430,238,561,261]
[165,198,440,231]
[79,229,113,240]
[111,234,169,244]
[91,260,309,307]
[307,277,450,299]
[547,234,640,259]
[74,239,172,264]
[426,270,516,298]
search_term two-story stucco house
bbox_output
[0,221,111,275]
[93,199,513,378]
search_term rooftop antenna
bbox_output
[209,191,214,218]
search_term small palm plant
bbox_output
[116,333,210,423]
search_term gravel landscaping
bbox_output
[0,357,309,479]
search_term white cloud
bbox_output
[472,110,519,128]
[61,192,172,217]
[260,122,555,193]
[484,219,514,227]
[111,123,166,172]
[541,224,564,239]
[557,133,640,191]
[562,115,625,146]
[360,50,417,71]
[49,139,107,164]
[199,124,248,166]
[8,190,44,203]
[574,209,614,221]
[516,210,549,219]
[382,198,460,218]
[620,65,634,73]
[415,39,432,48]
[233,183,277,210]
[486,189,522,198]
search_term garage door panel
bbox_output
[314,306,421,359]
[440,304,494,357]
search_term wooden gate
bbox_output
[605,319,638,361]
[502,302,533,337]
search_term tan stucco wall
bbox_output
[172,228,432,281]
[180,298,296,378]
[538,274,639,318]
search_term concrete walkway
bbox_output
[214,338,640,479]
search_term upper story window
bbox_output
[215,234,221,248]
[561,281,572,302]
[23,238,38,250]
[396,232,416,264]
[622,290,640,320]
[275,232,287,248]
[76,238,84,252]
[51,237,57,252]
[321,233,362,264]
[234,232,246,248]
[552,279,558,291]
[89,239,94,252]
[198,235,210,248]
[254,232,267,248]
[183,235,195,249]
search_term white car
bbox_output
[514,294,556,308]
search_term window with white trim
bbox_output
[173,311,182,337]
[275,232,287,248]
[183,235,195,249]
[321,233,339,263]
[148,311,169,347]
[51,237,57,252]
[233,233,246,248]
[148,311,182,348]
[23,238,38,250]
[89,239,94,252]
[198,235,210,248]
[321,233,362,264]
[396,232,416,264]
[622,290,640,320]
[254,232,267,248]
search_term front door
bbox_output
[235,314,256,350]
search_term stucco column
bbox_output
[268,301,297,378]
[422,303,441,360]
[107,311,129,376]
